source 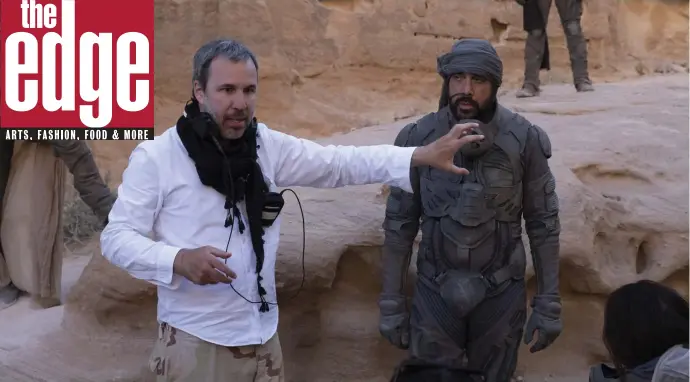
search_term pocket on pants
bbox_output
[256,334,285,381]
[148,322,199,381]
[149,322,171,378]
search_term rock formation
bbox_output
[89,0,689,185]
[0,74,685,382]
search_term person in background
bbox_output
[100,38,484,382]
[515,0,594,98]
[589,280,689,382]
[0,140,115,310]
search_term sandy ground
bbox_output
[0,253,89,361]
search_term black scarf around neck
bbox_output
[176,99,271,312]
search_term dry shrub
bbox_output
[62,172,115,246]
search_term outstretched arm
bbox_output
[266,128,417,193]
[265,122,484,192]
[51,140,115,223]
[522,124,560,298]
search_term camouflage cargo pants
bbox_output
[149,322,284,382]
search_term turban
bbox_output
[436,39,503,110]
[437,39,503,87]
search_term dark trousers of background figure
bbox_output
[523,0,591,90]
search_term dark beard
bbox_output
[449,94,496,124]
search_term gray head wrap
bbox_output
[436,39,503,110]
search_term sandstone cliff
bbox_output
[91,0,689,184]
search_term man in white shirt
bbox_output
[100,39,484,382]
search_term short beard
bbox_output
[451,98,479,120]
[449,95,496,123]
[198,102,222,127]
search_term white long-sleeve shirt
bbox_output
[100,123,416,347]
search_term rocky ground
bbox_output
[0,73,687,382]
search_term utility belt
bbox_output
[417,248,524,318]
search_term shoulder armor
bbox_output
[416,111,450,145]
[395,112,440,147]
[531,124,552,158]
[504,107,552,159]
[500,107,530,137]
[497,106,551,158]
[394,122,418,147]
[492,106,535,180]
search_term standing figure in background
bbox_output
[515,0,594,98]
[0,140,115,310]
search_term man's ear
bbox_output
[193,81,205,103]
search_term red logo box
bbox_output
[1,0,154,129]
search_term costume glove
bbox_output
[378,293,410,349]
[523,294,562,353]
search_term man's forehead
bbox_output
[451,72,488,80]
[207,57,258,85]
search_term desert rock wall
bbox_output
[91,0,688,182]
[154,0,688,94]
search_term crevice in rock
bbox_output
[413,31,465,40]
[317,0,355,11]
[635,240,649,274]
[316,0,374,12]
[490,18,508,43]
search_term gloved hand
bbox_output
[378,293,410,349]
[523,294,562,353]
